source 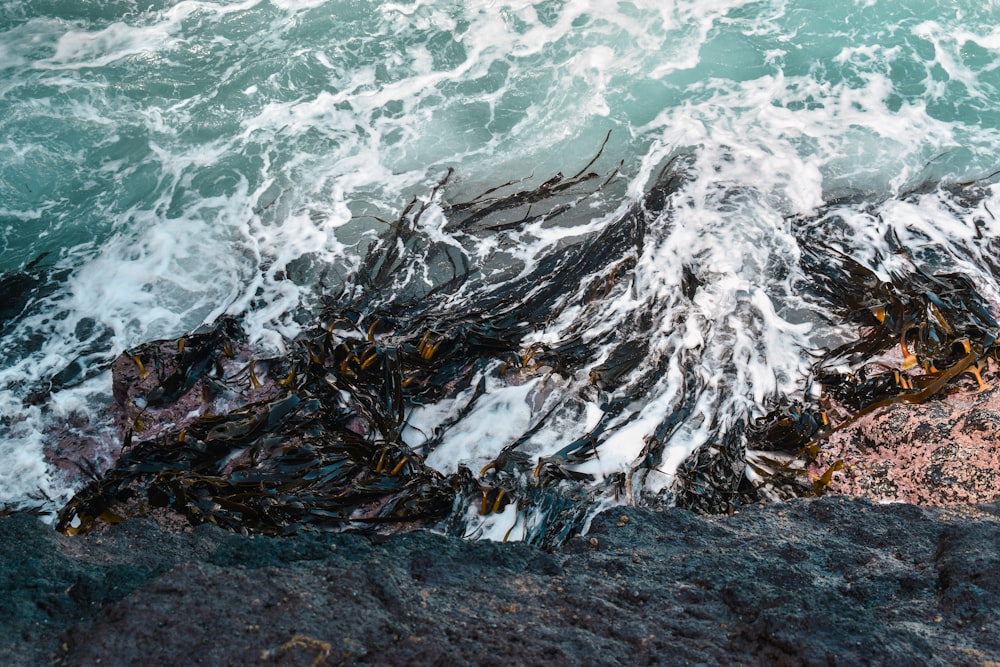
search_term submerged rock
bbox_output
[3,497,999,666]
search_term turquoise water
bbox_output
[2,0,999,521]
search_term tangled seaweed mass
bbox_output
[56,150,1000,548]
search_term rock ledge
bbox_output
[3,497,999,666]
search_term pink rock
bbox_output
[811,362,1000,505]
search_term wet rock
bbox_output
[3,497,999,666]
[814,365,1000,505]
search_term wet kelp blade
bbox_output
[59,354,458,535]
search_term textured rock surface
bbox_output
[3,497,999,666]
[814,366,1000,505]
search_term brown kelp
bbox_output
[56,151,1000,546]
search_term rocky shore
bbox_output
[15,271,1000,666]
[4,496,999,666]
[19,316,1000,666]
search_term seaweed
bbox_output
[57,142,680,545]
[673,426,754,514]
[798,239,997,437]
[54,150,1000,544]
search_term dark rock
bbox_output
[3,498,999,666]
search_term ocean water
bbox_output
[2,0,1000,536]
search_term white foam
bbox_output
[0,420,70,510]
[423,378,540,474]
